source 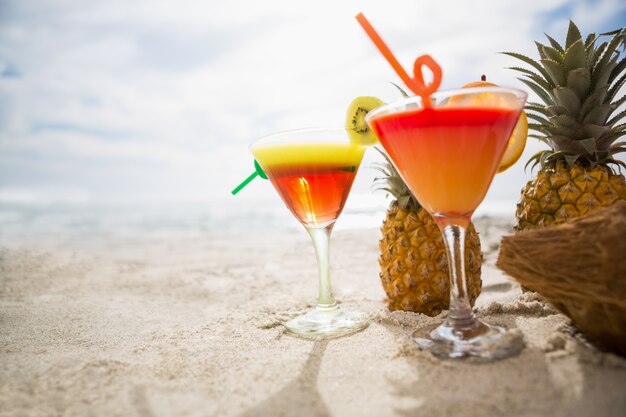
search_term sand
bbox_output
[1,218,625,417]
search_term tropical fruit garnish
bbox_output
[449,75,529,173]
[374,149,482,315]
[345,96,385,145]
[498,110,528,173]
[504,21,626,231]
[447,75,501,107]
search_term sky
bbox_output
[0,0,625,212]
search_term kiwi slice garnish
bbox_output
[345,96,385,145]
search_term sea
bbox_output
[0,192,516,246]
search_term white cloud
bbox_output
[0,0,624,207]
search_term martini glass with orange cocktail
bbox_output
[250,128,370,338]
[357,13,528,360]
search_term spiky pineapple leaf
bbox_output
[542,45,564,63]
[543,124,577,138]
[564,153,581,168]
[528,122,547,133]
[526,112,551,124]
[593,56,620,93]
[595,150,610,163]
[397,195,411,209]
[374,149,399,177]
[608,108,626,126]
[565,20,583,49]
[372,147,417,204]
[371,164,392,178]
[525,102,549,116]
[542,151,558,168]
[373,186,393,195]
[385,176,406,191]
[583,104,613,125]
[508,66,554,88]
[579,85,609,118]
[525,150,548,171]
[614,123,626,132]
[592,35,622,88]
[550,114,579,128]
[563,40,587,73]
[614,94,626,108]
[535,41,547,59]
[610,142,626,152]
[584,33,597,49]
[599,27,626,50]
[578,137,598,154]
[590,41,608,66]
[510,69,556,94]
[607,71,626,102]
[545,33,565,52]
[390,82,410,98]
[607,158,626,171]
[501,52,554,84]
[540,150,571,168]
[553,87,581,114]
[528,134,551,146]
[598,125,626,150]
[521,73,554,92]
[518,78,552,104]
[587,41,600,68]
[566,68,591,98]
[541,58,566,85]
[374,146,388,158]
[550,135,587,153]
[582,124,610,138]
[546,105,569,116]
[600,28,625,37]
[609,57,626,84]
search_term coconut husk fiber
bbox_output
[496,200,626,356]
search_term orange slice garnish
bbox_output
[449,78,528,173]
[497,111,528,173]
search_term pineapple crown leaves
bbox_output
[372,147,421,211]
[502,21,626,170]
[390,82,410,98]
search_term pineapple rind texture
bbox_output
[516,163,626,230]
[379,202,482,316]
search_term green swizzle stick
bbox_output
[231,160,268,195]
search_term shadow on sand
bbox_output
[238,340,331,417]
[376,313,626,417]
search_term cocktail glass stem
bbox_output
[440,221,474,327]
[306,224,339,312]
[283,221,367,338]
[412,215,524,360]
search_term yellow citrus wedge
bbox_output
[450,76,528,173]
[497,110,528,173]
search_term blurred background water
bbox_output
[0,192,517,245]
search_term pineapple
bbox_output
[375,151,483,316]
[504,22,626,230]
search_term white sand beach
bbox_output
[1,218,625,417]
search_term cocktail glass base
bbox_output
[284,306,369,339]
[412,318,525,361]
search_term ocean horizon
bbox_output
[0,190,518,245]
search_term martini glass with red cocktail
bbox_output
[357,13,527,360]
